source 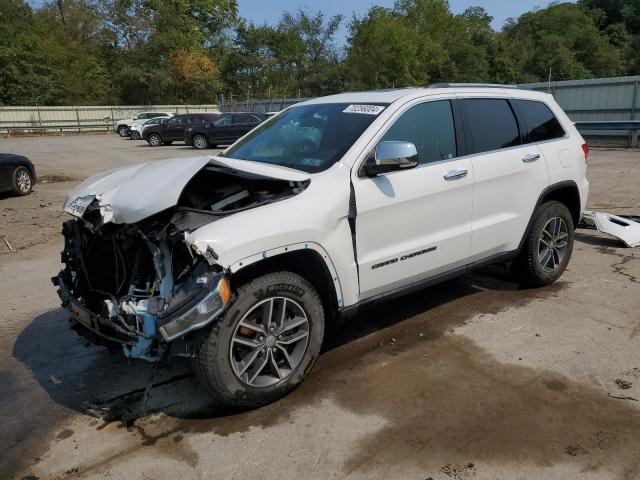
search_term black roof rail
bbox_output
[427,83,519,89]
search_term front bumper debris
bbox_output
[579,211,640,248]
[53,272,231,360]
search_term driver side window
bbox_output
[381,100,457,165]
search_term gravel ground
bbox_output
[0,134,639,480]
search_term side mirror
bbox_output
[362,141,419,177]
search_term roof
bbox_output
[298,86,550,106]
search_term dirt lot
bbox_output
[1,134,639,480]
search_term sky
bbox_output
[238,0,570,46]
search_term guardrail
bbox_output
[0,104,219,135]
[1,123,113,135]
[575,120,640,148]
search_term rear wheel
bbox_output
[12,166,33,195]
[192,134,209,150]
[193,271,325,408]
[148,133,162,147]
[511,201,574,287]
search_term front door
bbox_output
[353,99,474,300]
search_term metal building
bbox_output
[519,76,640,147]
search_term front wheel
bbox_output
[511,201,574,287]
[12,166,33,195]
[193,272,325,408]
[148,133,162,147]
[117,125,129,137]
[192,134,209,150]
[130,131,141,140]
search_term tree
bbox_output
[498,3,623,82]
[165,48,222,103]
[277,9,344,96]
[346,7,425,89]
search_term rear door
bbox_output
[209,114,234,143]
[234,114,261,138]
[353,98,474,299]
[163,115,184,139]
[459,97,549,260]
[170,115,194,140]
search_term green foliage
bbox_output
[0,0,637,105]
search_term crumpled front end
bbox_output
[53,214,231,361]
[52,158,309,361]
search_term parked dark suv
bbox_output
[185,112,270,149]
[143,113,219,147]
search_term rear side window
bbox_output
[461,99,521,154]
[214,114,232,126]
[235,114,258,124]
[381,100,457,165]
[513,99,565,143]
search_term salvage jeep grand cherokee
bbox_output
[53,85,589,408]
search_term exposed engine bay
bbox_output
[53,164,309,361]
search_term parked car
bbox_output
[113,112,174,137]
[185,112,269,149]
[142,113,219,146]
[54,85,588,408]
[129,117,169,140]
[0,153,37,196]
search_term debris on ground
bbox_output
[565,444,589,456]
[2,235,15,253]
[615,379,633,390]
[608,393,638,401]
[579,212,640,247]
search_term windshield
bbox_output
[223,103,387,173]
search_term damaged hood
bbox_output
[64,156,310,224]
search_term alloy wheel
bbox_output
[193,135,208,149]
[538,217,569,273]
[149,134,161,146]
[230,297,310,388]
[16,169,31,193]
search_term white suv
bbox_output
[113,112,174,137]
[54,85,588,408]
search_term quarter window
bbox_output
[513,99,565,143]
[461,99,521,153]
[381,100,457,165]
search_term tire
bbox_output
[148,133,162,147]
[511,201,574,287]
[130,131,141,140]
[192,134,209,150]
[12,166,33,196]
[163,140,173,146]
[117,125,129,137]
[193,271,325,408]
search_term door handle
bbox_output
[522,153,541,163]
[444,169,468,181]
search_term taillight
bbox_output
[582,143,589,161]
